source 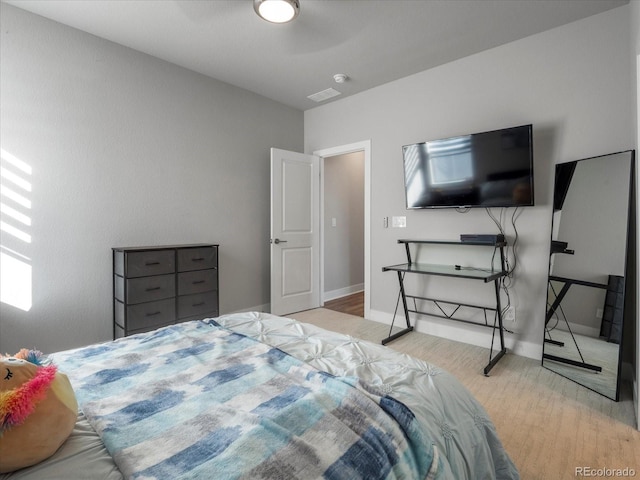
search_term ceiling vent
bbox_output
[307,88,342,103]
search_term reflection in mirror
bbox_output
[543,150,634,401]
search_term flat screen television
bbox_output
[402,124,534,209]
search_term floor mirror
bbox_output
[543,150,634,401]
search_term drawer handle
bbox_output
[145,261,161,266]
[192,302,206,307]
[192,258,205,262]
[192,280,205,284]
[145,286,161,292]
[146,311,162,317]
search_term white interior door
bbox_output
[270,148,320,315]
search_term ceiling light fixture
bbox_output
[254,0,300,24]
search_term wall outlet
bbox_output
[504,306,516,323]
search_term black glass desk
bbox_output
[382,239,509,375]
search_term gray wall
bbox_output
[305,6,634,359]
[323,152,365,298]
[0,4,303,353]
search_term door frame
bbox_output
[313,140,371,319]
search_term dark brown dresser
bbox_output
[112,244,219,338]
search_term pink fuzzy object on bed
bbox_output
[0,350,77,473]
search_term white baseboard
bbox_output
[323,284,364,303]
[368,308,542,361]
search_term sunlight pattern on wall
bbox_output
[0,148,32,311]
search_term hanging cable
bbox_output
[485,206,523,328]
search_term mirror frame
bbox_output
[542,150,635,401]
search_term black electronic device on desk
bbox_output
[460,233,505,245]
[550,240,574,255]
[382,238,509,375]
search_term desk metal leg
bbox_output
[544,278,604,373]
[542,353,602,372]
[484,279,508,375]
[546,282,571,326]
[544,338,565,347]
[382,271,414,345]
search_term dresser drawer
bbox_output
[113,244,219,339]
[115,274,175,304]
[178,292,219,320]
[115,298,175,332]
[114,249,175,278]
[178,269,218,295]
[177,246,217,272]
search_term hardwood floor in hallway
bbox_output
[323,291,364,318]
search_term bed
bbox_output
[1,312,519,479]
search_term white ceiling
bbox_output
[5,0,629,111]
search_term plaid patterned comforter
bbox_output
[52,320,441,480]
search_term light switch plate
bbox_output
[392,216,406,228]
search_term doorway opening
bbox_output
[322,152,364,317]
[314,140,371,320]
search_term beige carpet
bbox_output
[291,308,640,480]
